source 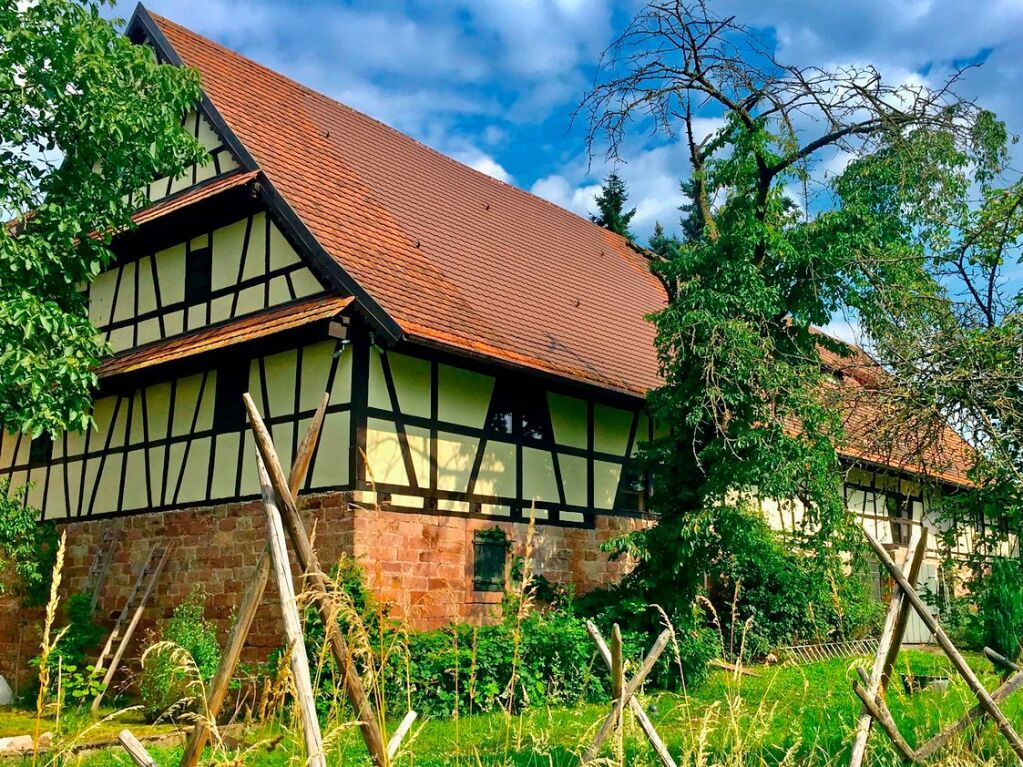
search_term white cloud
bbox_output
[531,138,692,239]
[450,148,513,183]
[530,174,602,218]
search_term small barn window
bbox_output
[213,363,249,432]
[184,246,213,304]
[485,382,550,442]
[473,528,509,592]
[29,434,53,468]
[618,462,649,513]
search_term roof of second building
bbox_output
[146,10,667,397]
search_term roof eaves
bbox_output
[98,294,354,379]
[405,322,649,401]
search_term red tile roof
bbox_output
[98,295,352,378]
[816,337,975,486]
[148,11,665,398]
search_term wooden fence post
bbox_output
[863,527,1023,762]
[848,526,927,767]
[585,620,676,767]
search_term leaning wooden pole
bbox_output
[257,453,326,767]
[848,526,927,767]
[118,730,158,767]
[179,393,331,767]
[243,393,390,767]
[851,675,917,762]
[863,527,1023,761]
[179,549,268,767]
[915,668,1023,760]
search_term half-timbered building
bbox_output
[0,6,990,678]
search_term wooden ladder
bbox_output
[91,542,174,711]
[85,520,122,612]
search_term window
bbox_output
[473,529,509,592]
[618,462,649,513]
[213,363,249,432]
[28,434,52,468]
[845,476,924,546]
[485,382,550,442]
[184,246,213,305]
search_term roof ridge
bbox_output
[144,9,645,263]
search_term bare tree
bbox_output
[579,0,976,260]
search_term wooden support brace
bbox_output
[852,668,918,763]
[244,393,390,767]
[849,527,927,767]
[610,625,624,732]
[118,730,158,767]
[257,454,326,767]
[585,621,677,767]
[179,393,330,767]
[863,528,1023,762]
[914,668,1023,760]
[178,547,269,767]
[582,627,670,765]
[386,711,418,760]
[852,680,917,762]
[985,646,1022,674]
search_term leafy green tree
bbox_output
[648,222,675,256]
[0,479,56,597]
[590,172,636,239]
[981,559,1023,670]
[830,111,1023,547]
[580,2,984,632]
[0,0,204,439]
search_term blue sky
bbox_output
[115,0,1023,250]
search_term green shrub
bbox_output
[586,505,882,663]
[139,588,221,722]
[0,479,58,604]
[390,607,600,716]
[288,557,718,719]
[54,592,106,668]
[709,512,884,658]
[981,558,1023,665]
[24,591,107,707]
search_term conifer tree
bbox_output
[590,172,637,240]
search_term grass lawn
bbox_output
[1,649,1019,765]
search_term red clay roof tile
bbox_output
[149,11,666,397]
